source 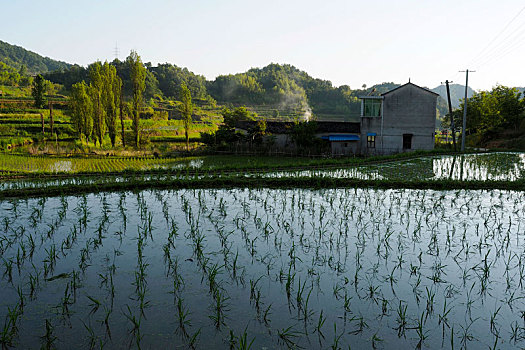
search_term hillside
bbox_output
[207,63,363,120]
[0,40,71,74]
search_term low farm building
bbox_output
[236,82,438,156]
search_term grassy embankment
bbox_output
[1,175,524,199]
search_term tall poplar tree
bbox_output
[89,62,105,146]
[101,62,120,147]
[116,76,125,147]
[70,81,93,141]
[127,51,146,147]
[179,82,193,151]
[31,74,47,109]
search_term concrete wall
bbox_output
[360,116,382,155]
[331,141,359,156]
[271,134,292,149]
[360,84,437,155]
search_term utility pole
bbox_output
[459,70,475,152]
[441,80,456,152]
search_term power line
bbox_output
[475,24,525,68]
[446,5,525,91]
[468,4,525,67]
[471,18,525,68]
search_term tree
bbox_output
[455,85,525,146]
[291,121,318,148]
[149,63,208,98]
[222,106,255,129]
[492,86,523,131]
[101,62,120,147]
[89,62,105,146]
[179,82,193,151]
[70,81,93,141]
[128,51,146,147]
[118,76,125,147]
[249,120,266,144]
[31,74,47,108]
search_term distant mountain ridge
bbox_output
[0,40,71,74]
[431,84,475,109]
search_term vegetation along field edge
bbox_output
[1,176,524,200]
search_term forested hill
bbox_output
[0,40,71,74]
[0,40,482,122]
[208,63,366,120]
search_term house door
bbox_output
[403,134,412,149]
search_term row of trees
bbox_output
[69,51,146,147]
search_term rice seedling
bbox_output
[176,297,191,336]
[277,325,302,348]
[0,305,21,348]
[314,310,326,338]
[123,305,143,349]
[235,326,255,350]
[331,323,343,350]
[40,319,56,350]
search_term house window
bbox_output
[367,135,376,148]
[403,134,412,149]
[363,99,381,117]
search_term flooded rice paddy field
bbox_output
[0,154,203,174]
[1,188,525,349]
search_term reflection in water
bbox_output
[265,152,525,181]
[433,153,525,181]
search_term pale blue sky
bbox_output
[1,0,524,90]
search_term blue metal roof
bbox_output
[328,135,360,141]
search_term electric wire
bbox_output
[467,4,525,68]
